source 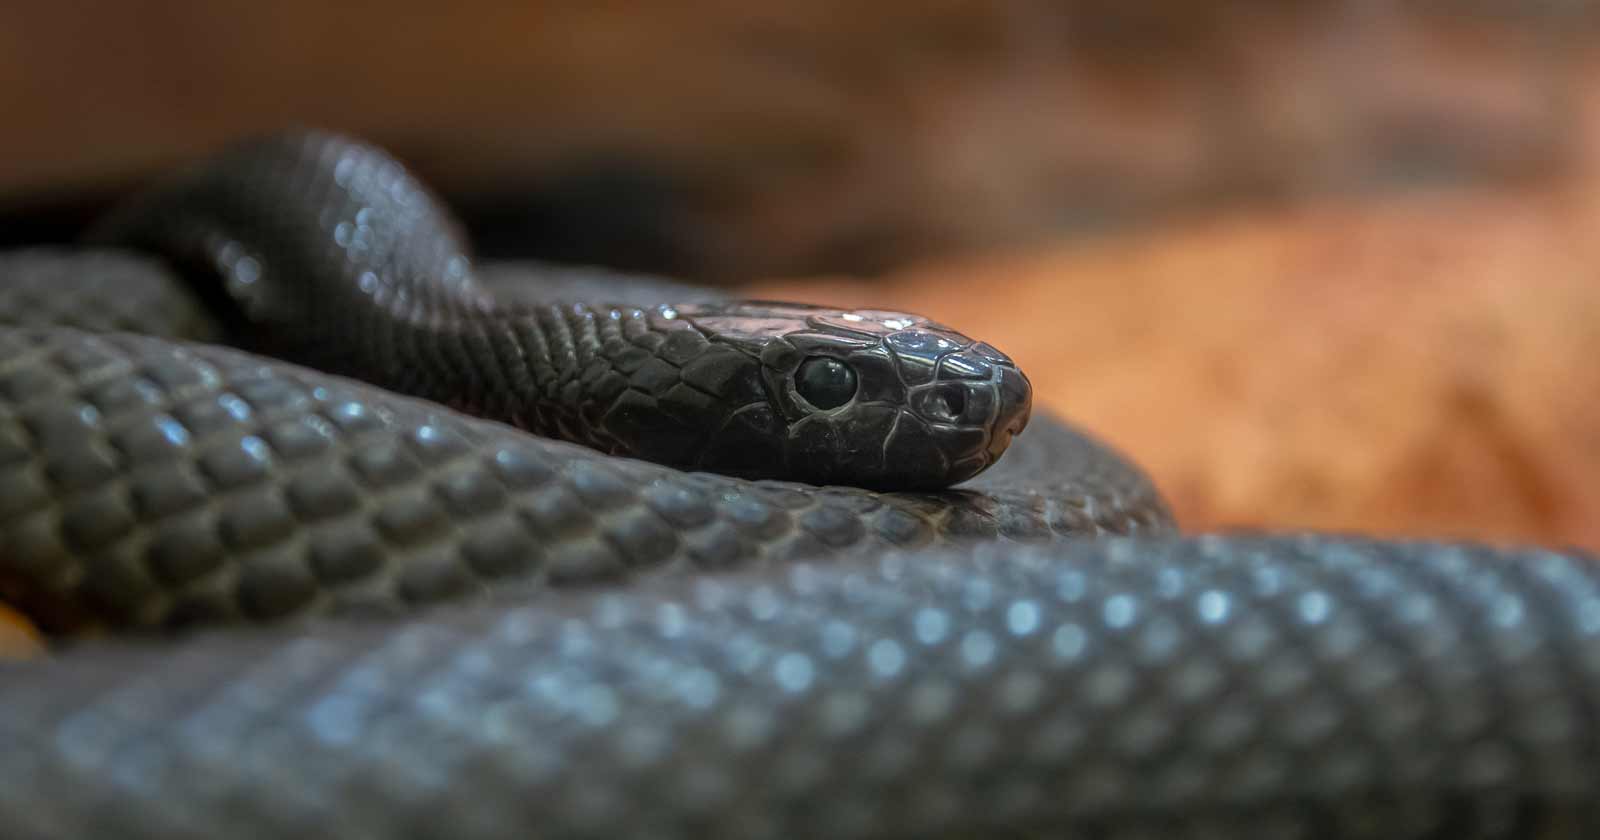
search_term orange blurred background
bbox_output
[2,3,1598,552]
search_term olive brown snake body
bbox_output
[0,132,1597,838]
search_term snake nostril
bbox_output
[915,384,975,424]
[940,389,966,420]
[920,385,967,422]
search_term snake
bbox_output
[0,131,1596,839]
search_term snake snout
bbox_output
[986,364,1033,460]
[900,356,1033,488]
[997,365,1032,434]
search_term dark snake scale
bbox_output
[0,132,1597,839]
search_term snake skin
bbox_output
[0,325,1166,634]
[1,131,1598,839]
[90,133,1032,489]
[0,249,220,342]
[5,536,1600,839]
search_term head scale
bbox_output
[662,302,1031,490]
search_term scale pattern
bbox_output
[4,536,1599,839]
[5,132,1595,839]
[0,326,1168,633]
[90,133,1034,487]
[0,249,220,341]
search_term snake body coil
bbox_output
[1,132,1597,839]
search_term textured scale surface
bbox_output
[92,133,1033,488]
[5,537,1600,838]
[2,130,1599,839]
[0,250,220,342]
[0,327,1165,634]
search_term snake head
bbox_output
[670,302,1031,490]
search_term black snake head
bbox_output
[668,302,1032,490]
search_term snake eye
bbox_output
[794,356,857,410]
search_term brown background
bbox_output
[2,3,1598,560]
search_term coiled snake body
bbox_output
[0,133,1596,839]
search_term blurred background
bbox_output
[2,2,1598,549]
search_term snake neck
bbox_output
[86,130,1033,488]
[86,133,774,470]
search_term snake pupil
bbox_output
[795,356,857,410]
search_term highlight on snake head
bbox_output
[663,301,1032,489]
